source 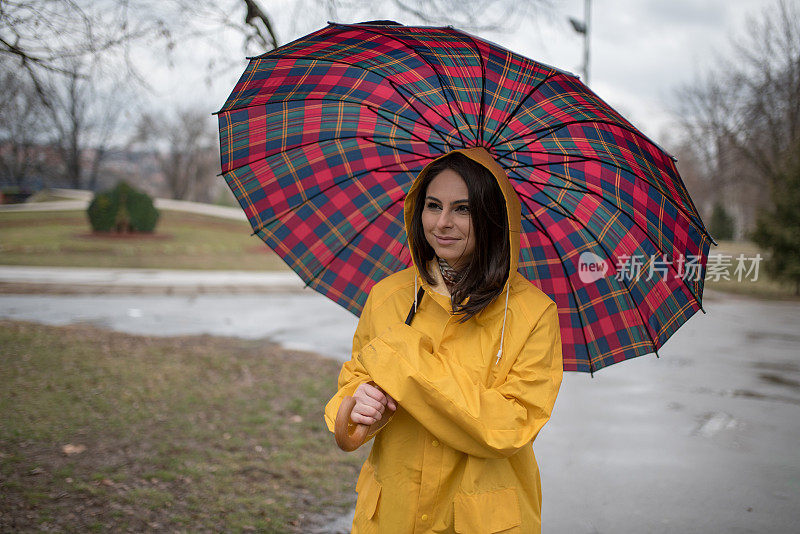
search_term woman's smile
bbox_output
[433,234,460,245]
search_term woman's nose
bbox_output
[436,209,453,229]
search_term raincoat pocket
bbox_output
[355,462,382,523]
[453,488,521,533]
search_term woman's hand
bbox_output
[350,382,397,425]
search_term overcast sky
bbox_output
[136,0,772,149]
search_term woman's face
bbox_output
[421,168,475,269]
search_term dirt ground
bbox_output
[0,320,367,533]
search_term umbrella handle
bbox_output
[334,395,370,451]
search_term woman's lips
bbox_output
[434,235,459,245]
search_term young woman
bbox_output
[324,147,563,533]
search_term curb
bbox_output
[0,267,307,295]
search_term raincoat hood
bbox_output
[403,147,522,288]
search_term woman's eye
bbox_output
[456,205,470,214]
[426,202,441,210]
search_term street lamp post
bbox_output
[569,0,591,85]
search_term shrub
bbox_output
[87,181,159,233]
[709,202,735,241]
[751,154,800,296]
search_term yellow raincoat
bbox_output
[324,147,563,533]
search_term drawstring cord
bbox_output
[495,282,511,365]
[414,276,418,312]
[405,276,424,326]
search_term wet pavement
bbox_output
[0,292,356,360]
[537,292,800,533]
[1,288,799,532]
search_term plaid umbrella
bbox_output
[216,21,714,374]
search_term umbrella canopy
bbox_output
[216,21,714,373]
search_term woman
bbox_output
[324,147,563,533]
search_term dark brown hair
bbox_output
[409,152,510,321]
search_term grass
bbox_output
[1,207,798,300]
[0,209,288,271]
[705,240,799,300]
[0,320,367,533]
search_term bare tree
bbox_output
[0,1,175,191]
[0,1,173,102]
[184,0,554,63]
[39,59,130,190]
[675,0,800,236]
[678,0,800,186]
[134,108,219,202]
[3,0,555,195]
[0,63,50,188]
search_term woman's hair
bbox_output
[409,152,510,321]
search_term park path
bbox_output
[0,188,248,221]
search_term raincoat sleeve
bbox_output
[357,301,562,459]
[323,290,395,442]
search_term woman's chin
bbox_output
[434,250,458,263]
[440,254,470,269]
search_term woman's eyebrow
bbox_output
[425,195,469,205]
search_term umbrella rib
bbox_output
[220,99,448,173]
[322,96,452,150]
[335,25,477,143]
[509,173,702,338]
[532,201,661,365]
[513,181,660,365]
[501,155,711,247]
[506,171,705,310]
[361,102,451,152]
[514,194,598,374]
[221,53,464,149]
[246,153,432,234]
[495,118,666,161]
[225,134,433,181]
[502,157,714,276]
[519,187,664,359]
[501,149,698,228]
[456,29,488,145]
[496,148,713,243]
[382,77,464,149]
[356,24,477,142]
[516,185,662,353]
[484,72,557,148]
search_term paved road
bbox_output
[1,280,799,533]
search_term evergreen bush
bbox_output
[709,202,735,241]
[752,154,800,296]
[87,181,159,233]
